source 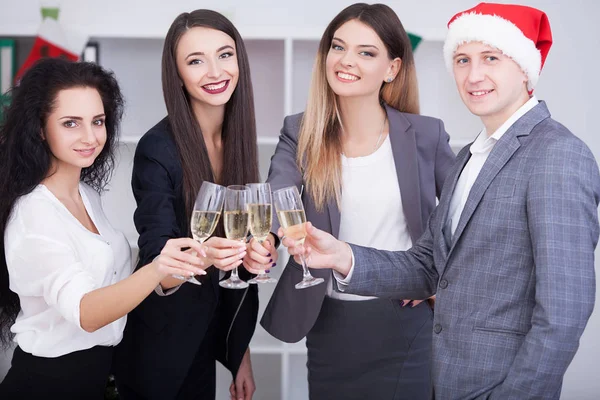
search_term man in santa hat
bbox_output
[268,3,600,399]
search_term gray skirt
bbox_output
[306,297,433,400]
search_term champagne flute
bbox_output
[173,181,224,285]
[246,183,277,284]
[272,186,324,289]
[219,185,251,289]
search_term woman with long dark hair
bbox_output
[113,9,276,400]
[255,3,455,399]
[0,58,205,399]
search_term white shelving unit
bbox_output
[2,3,600,399]
[0,33,476,400]
[0,4,480,399]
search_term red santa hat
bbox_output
[443,3,553,91]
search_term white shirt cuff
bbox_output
[332,247,355,292]
[154,283,182,296]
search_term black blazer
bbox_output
[113,117,258,399]
[260,105,456,342]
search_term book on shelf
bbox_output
[0,39,15,120]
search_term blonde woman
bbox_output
[249,3,455,399]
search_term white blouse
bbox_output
[327,135,413,301]
[4,183,132,357]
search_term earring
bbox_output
[386,77,393,83]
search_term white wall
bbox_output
[1,1,599,399]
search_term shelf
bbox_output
[0,25,319,41]
[119,135,281,145]
[250,342,307,355]
[0,22,445,42]
[119,135,470,149]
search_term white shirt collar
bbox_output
[470,96,539,155]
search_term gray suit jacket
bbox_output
[342,101,600,399]
[260,104,456,342]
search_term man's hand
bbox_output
[278,222,353,277]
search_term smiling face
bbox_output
[175,26,239,110]
[452,41,530,129]
[43,87,107,174]
[325,19,400,101]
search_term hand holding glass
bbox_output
[273,186,324,289]
[246,183,277,284]
[173,181,224,285]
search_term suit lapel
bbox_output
[327,105,422,242]
[386,106,423,243]
[326,201,341,239]
[447,101,551,259]
[437,146,471,262]
[448,134,521,257]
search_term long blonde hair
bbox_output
[297,3,420,211]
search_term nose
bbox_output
[467,62,485,84]
[81,124,97,145]
[206,58,222,79]
[340,52,355,68]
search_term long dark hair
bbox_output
[299,2,420,210]
[0,57,124,347]
[162,9,260,229]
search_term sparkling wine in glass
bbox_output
[173,181,224,285]
[219,185,251,289]
[273,186,324,289]
[246,183,277,284]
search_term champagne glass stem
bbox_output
[231,265,241,281]
[171,245,203,285]
[299,253,313,280]
[255,238,268,278]
[294,241,324,289]
[247,238,277,284]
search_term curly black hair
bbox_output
[0,57,124,348]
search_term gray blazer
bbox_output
[342,101,600,399]
[260,104,456,342]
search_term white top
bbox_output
[4,183,132,357]
[446,96,538,235]
[327,135,412,301]
[335,97,539,289]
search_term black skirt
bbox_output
[306,297,433,400]
[0,345,114,400]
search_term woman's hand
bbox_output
[202,236,247,271]
[242,235,278,274]
[230,348,255,400]
[151,238,207,279]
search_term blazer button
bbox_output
[434,324,442,334]
[439,279,448,289]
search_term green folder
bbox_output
[0,39,15,121]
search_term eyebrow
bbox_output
[454,50,502,59]
[186,45,234,59]
[332,37,379,51]
[59,114,105,120]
